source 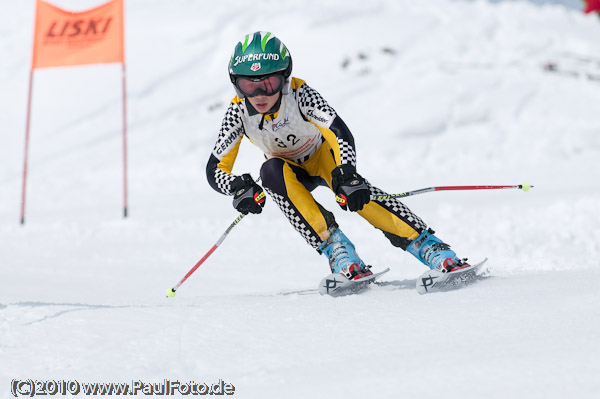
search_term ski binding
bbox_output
[416,258,488,294]
[318,268,390,297]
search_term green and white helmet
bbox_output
[228,31,292,81]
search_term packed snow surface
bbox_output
[1,0,599,398]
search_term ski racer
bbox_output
[206,31,471,281]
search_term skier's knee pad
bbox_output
[260,158,286,192]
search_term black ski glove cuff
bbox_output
[331,164,370,212]
[231,174,266,215]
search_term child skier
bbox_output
[206,31,470,281]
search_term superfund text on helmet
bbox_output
[229,31,292,97]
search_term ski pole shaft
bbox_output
[167,176,265,297]
[169,213,246,295]
[370,183,533,201]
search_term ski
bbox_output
[416,258,488,295]
[318,268,390,297]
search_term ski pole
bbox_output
[370,182,533,201]
[166,212,246,298]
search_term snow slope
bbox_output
[1,0,600,398]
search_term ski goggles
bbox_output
[234,73,285,98]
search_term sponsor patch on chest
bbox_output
[271,117,290,132]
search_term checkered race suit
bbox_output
[206,77,427,250]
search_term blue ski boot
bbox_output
[406,229,470,273]
[318,228,372,280]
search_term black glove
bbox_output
[331,164,370,212]
[231,174,266,214]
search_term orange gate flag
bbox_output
[32,0,124,69]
